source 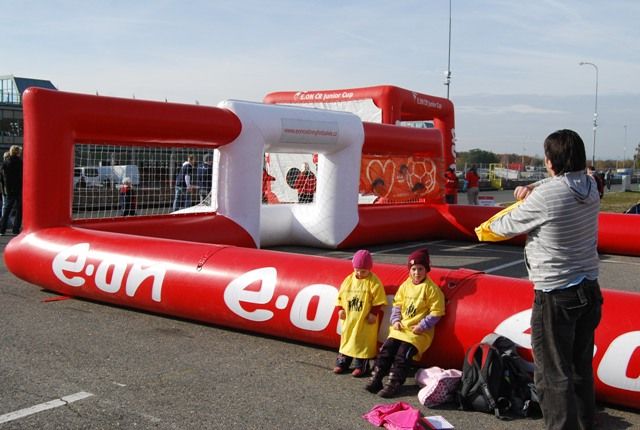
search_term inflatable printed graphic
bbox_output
[360,155,441,203]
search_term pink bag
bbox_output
[416,366,462,407]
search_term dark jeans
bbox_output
[173,187,192,211]
[0,194,22,234]
[335,354,369,371]
[374,338,417,383]
[531,279,603,430]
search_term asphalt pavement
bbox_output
[1,190,639,429]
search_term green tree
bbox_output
[458,149,500,165]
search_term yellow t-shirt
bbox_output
[474,200,523,242]
[336,272,388,359]
[388,276,446,360]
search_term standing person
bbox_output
[294,162,317,203]
[262,166,275,203]
[605,168,613,191]
[334,250,387,377]
[587,165,604,199]
[173,155,195,211]
[476,129,602,430]
[465,165,480,205]
[444,165,459,204]
[0,152,8,216]
[0,145,22,235]
[365,248,445,398]
[196,154,213,203]
[118,177,137,216]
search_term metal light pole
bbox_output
[623,125,627,168]
[579,61,599,167]
[444,0,452,99]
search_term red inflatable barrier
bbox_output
[5,229,640,409]
[6,87,640,412]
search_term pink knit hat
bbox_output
[352,250,373,270]
[408,248,430,271]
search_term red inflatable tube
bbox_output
[340,204,518,249]
[5,228,640,409]
[342,204,640,256]
[21,88,242,232]
[73,214,256,248]
[362,122,444,155]
[597,212,640,255]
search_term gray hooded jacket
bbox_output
[490,172,600,291]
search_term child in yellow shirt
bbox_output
[365,248,445,397]
[334,250,388,377]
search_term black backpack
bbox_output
[457,342,511,418]
[483,334,541,419]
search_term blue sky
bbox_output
[3,0,639,161]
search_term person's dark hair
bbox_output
[543,129,586,174]
[411,182,426,192]
[371,178,385,190]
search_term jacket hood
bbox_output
[562,171,599,203]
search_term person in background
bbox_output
[444,165,459,204]
[411,182,427,203]
[605,168,613,191]
[262,166,276,203]
[334,250,387,378]
[371,178,387,204]
[479,129,602,430]
[196,154,213,203]
[118,177,137,216]
[587,165,604,199]
[173,155,195,211]
[0,151,8,214]
[465,165,480,205]
[294,162,317,203]
[365,248,445,398]
[0,145,22,235]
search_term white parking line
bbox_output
[373,241,446,255]
[0,391,94,424]
[484,259,525,273]
[446,242,486,251]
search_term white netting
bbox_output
[262,153,317,205]
[72,144,215,220]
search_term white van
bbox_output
[73,167,103,189]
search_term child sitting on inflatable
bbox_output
[366,248,445,397]
[334,250,387,377]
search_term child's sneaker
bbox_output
[351,358,370,377]
[351,367,364,377]
[333,365,347,374]
[334,354,352,374]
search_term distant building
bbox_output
[0,75,57,153]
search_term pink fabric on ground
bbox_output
[362,402,422,430]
